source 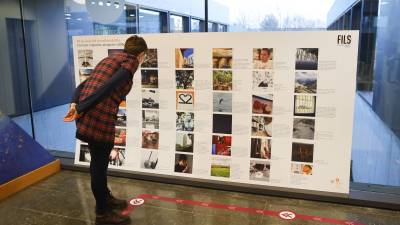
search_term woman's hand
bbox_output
[63,103,81,122]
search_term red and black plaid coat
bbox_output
[76,52,138,144]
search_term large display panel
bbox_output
[73,31,358,194]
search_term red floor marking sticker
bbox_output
[122,194,365,225]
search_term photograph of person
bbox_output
[211,157,230,178]
[109,147,125,166]
[174,153,193,174]
[213,114,232,134]
[176,112,194,131]
[176,133,194,153]
[78,49,93,67]
[295,71,317,94]
[251,116,272,137]
[142,130,159,149]
[141,48,158,68]
[176,91,194,111]
[213,48,232,69]
[296,48,318,70]
[79,68,92,83]
[291,142,314,163]
[141,151,158,169]
[291,163,313,175]
[176,70,194,89]
[249,160,270,182]
[294,95,316,117]
[213,70,232,91]
[142,89,159,109]
[293,118,315,140]
[302,164,313,175]
[253,48,273,69]
[252,71,273,92]
[213,92,232,113]
[114,128,126,146]
[79,144,91,162]
[116,109,126,127]
[212,135,232,156]
[141,69,158,88]
[252,94,273,115]
[250,138,271,159]
[142,110,159,129]
[175,48,194,68]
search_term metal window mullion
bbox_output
[18,0,36,139]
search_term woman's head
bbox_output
[124,35,148,64]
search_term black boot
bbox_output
[106,194,128,210]
[96,210,131,225]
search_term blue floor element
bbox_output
[0,112,55,185]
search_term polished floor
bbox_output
[0,170,399,225]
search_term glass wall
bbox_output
[327,0,400,191]
[191,18,204,32]
[372,0,400,158]
[138,8,167,33]
[328,0,378,94]
[0,0,33,136]
[169,14,189,32]
[208,22,218,32]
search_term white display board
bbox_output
[73,31,358,194]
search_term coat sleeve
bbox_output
[76,67,133,113]
[71,79,87,103]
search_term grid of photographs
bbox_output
[175,48,195,174]
[249,48,274,182]
[211,48,233,178]
[291,48,318,176]
[141,49,160,155]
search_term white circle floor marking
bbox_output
[279,211,296,220]
[129,198,145,206]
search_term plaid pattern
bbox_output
[76,52,138,144]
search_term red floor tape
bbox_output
[122,194,365,225]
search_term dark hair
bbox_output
[124,35,148,56]
[178,154,187,161]
[261,48,270,55]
